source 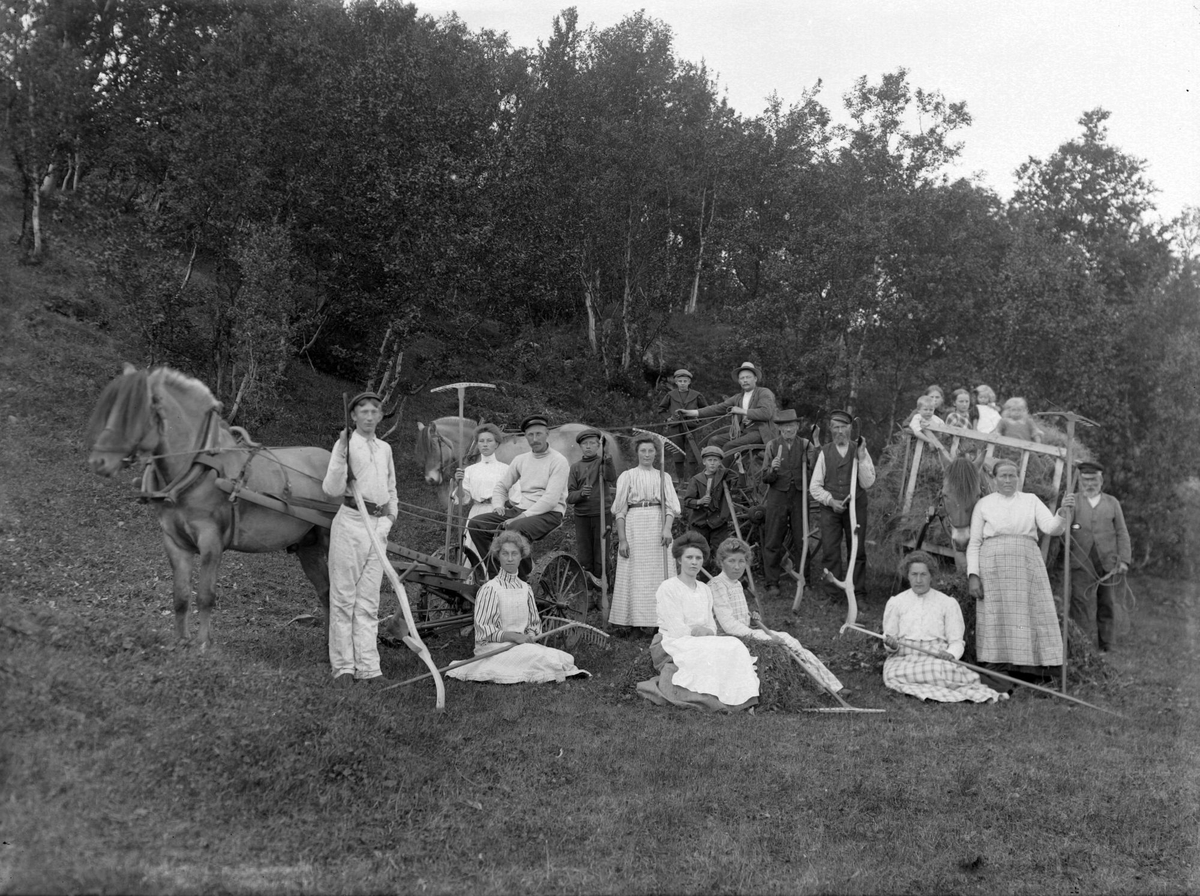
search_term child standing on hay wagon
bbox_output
[322,391,398,688]
[908,395,950,461]
[996,397,1044,443]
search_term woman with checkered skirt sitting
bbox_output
[967,459,1076,684]
[882,552,1005,703]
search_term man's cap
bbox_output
[775,409,799,424]
[829,410,853,425]
[1077,461,1104,474]
[673,368,694,379]
[732,361,761,382]
[520,414,550,432]
[701,445,725,460]
[575,428,602,445]
[349,391,384,410]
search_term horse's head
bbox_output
[86,364,157,477]
[415,421,456,486]
[941,454,988,552]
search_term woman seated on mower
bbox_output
[708,538,843,694]
[447,531,587,684]
[636,532,759,712]
[882,551,1006,703]
[452,423,518,564]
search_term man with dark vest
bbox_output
[679,361,777,459]
[1067,461,1131,653]
[761,409,816,598]
[809,410,875,600]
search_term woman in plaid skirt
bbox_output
[883,551,1005,703]
[967,460,1076,682]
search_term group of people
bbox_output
[319,374,1130,710]
[908,382,1047,461]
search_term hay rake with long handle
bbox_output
[752,617,884,714]
[841,623,1126,717]
[384,618,609,691]
[430,381,496,557]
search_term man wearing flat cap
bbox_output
[682,445,735,559]
[468,414,570,575]
[657,368,707,481]
[1067,461,1131,653]
[680,361,777,459]
[761,409,817,597]
[809,410,875,600]
[566,428,617,584]
[322,390,398,687]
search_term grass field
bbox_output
[2,181,1198,895]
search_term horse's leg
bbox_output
[295,528,331,638]
[163,534,195,642]
[193,524,226,651]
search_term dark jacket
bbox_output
[683,468,733,529]
[657,387,707,417]
[762,437,815,494]
[695,386,779,443]
[566,456,617,517]
[1069,493,1131,571]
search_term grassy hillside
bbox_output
[2,162,1198,894]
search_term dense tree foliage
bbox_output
[3,0,1196,570]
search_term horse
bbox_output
[935,453,991,559]
[87,364,334,650]
[416,416,626,504]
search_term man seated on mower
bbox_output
[468,415,570,578]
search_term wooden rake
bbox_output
[383,617,610,691]
[841,622,1126,718]
[430,381,496,556]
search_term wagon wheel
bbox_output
[531,552,589,650]
[724,444,768,531]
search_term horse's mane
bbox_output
[945,456,982,499]
[86,369,149,445]
[152,367,221,411]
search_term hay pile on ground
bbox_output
[607,636,837,712]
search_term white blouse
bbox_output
[655,577,717,638]
[966,491,1067,575]
[611,467,681,520]
[882,588,965,659]
[456,455,519,518]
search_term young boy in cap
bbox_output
[567,429,617,584]
[468,415,570,575]
[1068,461,1131,653]
[322,391,398,687]
[682,445,734,562]
[657,368,707,480]
[761,409,816,597]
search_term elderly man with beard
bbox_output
[1068,461,1131,654]
[809,410,875,600]
[468,415,570,577]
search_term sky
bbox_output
[412,0,1198,223]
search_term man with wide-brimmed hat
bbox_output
[322,390,398,687]
[680,361,777,457]
[809,410,875,600]
[682,445,734,559]
[1067,460,1131,653]
[468,414,570,574]
[761,408,817,597]
[657,368,707,481]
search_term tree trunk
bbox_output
[621,205,635,371]
[579,263,599,353]
[686,185,714,314]
[846,337,866,416]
